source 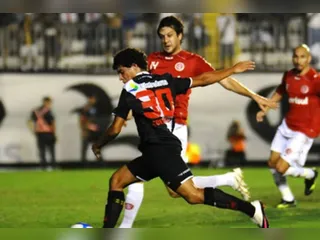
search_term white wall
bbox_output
[0,73,318,164]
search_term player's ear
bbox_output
[178,33,183,42]
[308,54,312,64]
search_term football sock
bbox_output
[270,168,294,202]
[192,173,235,189]
[103,190,125,228]
[278,185,295,202]
[204,188,255,217]
[119,183,144,228]
[284,166,315,179]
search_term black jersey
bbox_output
[113,71,192,149]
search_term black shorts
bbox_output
[126,144,193,191]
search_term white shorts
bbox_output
[271,120,314,167]
[166,121,188,163]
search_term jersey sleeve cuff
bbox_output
[189,77,193,87]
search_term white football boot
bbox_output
[250,200,269,228]
[232,168,251,201]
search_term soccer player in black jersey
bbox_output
[92,48,270,228]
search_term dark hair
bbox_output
[113,48,148,71]
[42,96,51,103]
[157,15,184,37]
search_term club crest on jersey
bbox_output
[125,203,134,210]
[285,148,292,155]
[175,62,185,72]
[300,85,309,94]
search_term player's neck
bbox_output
[297,66,311,76]
[164,47,183,56]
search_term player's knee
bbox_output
[268,156,280,168]
[109,172,125,190]
[275,163,287,175]
[267,160,275,169]
[183,191,203,205]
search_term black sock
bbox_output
[102,190,125,228]
[204,188,255,218]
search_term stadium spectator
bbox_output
[79,95,102,162]
[188,13,210,56]
[59,13,79,24]
[27,96,56,170]
[225,120,247,167]
[84,13,102,55]
[38,13,60,70]
[308,13,320,46]
[103,13,125,56]
[217,13,236,68]
[59,13,80,57]
[20,13,40,72]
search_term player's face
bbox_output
[44,100,52,109]
[158,27,182,55]
[117,65,138,83]
[292,47,311,71]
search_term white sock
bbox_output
[269,168,295,202]
[118,183,144,228]
[192,172,235,189]
[284,167,315,179]
[278,184,295,202]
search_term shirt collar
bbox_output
[136,71,149,76]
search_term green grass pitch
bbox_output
[0,167,319,228]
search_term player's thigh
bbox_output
[151,145,193,192]
[280,132,313,167]
[268,151,282,168]
[269,129,287,166]
[110,164,142,190]
[126,155,157,184]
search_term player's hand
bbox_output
[252,95,278,112]
[92,143,102,160]
[232,61,256,73]
[256,110,266,122]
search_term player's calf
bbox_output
[176,180,204,204]
[102,165,140,228]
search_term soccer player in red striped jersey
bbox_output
[256,44,319,208]
[119,16,276,228]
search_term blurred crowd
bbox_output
[0,13,210,72]
[0,13,319,72]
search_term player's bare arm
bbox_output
[190,61,255,88]
[27,120,35,133]
[123,110,133,127]
[256,91,283,122]
[92,116,126,160]
[219,77,278,111]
